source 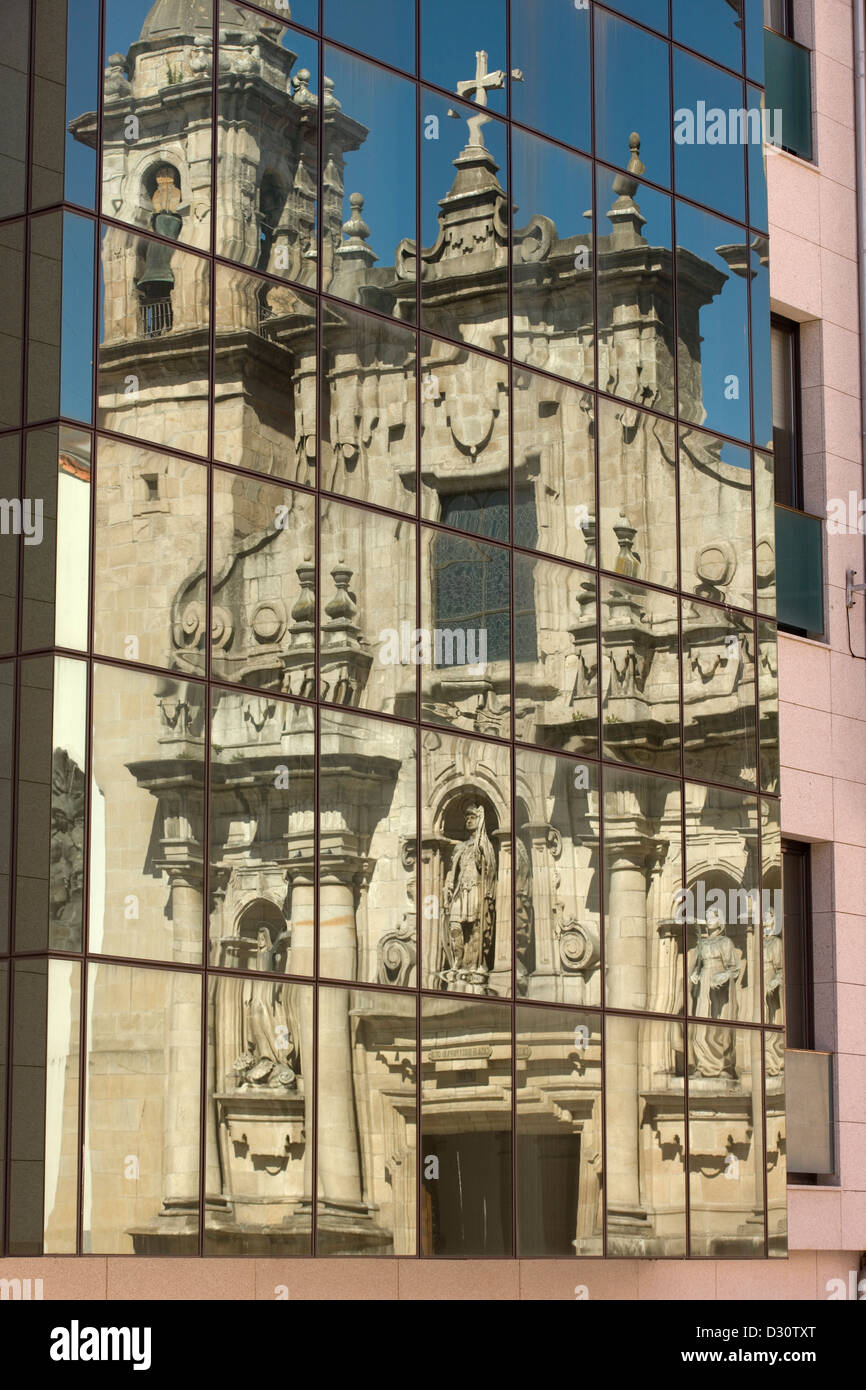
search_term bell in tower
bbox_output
[137,166,184,334]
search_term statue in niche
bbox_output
[690,905,741,1078]
[49,747,85,949]
[762,905,785,1076]
[443,799,497,979]
[515,837,534,993]
[233,922,298,1089]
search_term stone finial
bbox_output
[613,514,641,579]
[104,53,131,98]
[612,133,645,200]
[291,559,316,628]
[606,132,647,246]
[324,563,360,635]
[335,193,378,269]
[291,67,316,106]
[322,75,341,111]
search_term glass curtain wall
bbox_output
[0,0,783,1259]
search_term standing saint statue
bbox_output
[443,799,497,977]
[689,906,742,1078]
[762,906,785,1076]
[234,923,298,1088]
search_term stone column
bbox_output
[605,840,649,1225]
[287,861,316,1206]
[317,868,362,1206]
[161,868,204,1225]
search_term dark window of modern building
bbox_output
[771,316,803,510]
[781,839,814,1050]
[764,0,794,37]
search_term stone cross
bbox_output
[453,49,523,148]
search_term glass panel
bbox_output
[90,661,205,963]
[420,729,513,995]
[673,0,744,72]
[514,751,600,1006]
[0,0,29,218]
[0,664,12,951]
[8,957,81,1255]
[216,7,318,287]
[516,1004,602,1256]
[421,0,507,115]
[22,426,91,653]
[44,960,82,1253]
[605,1015,686,1256]
[514,553,599,759]
[319,708,417,984]
[63,206,96,431]
[0,438,19,657]
[0,961,6,1250]
[318,988,416,1254]
[684,784,761,1027]
[103,0,212,251]
[421,997,512,1256]
[419,88,508,352]
[27,213,64,424]
[758,618,779,793]
[513,128,593,386]
[16,656,87,953]
[688,1024,765,1258]
[595,9,671,189]
[600,0,667,34]
[676,200,751,444]
[324,0,414,72]
[206,973,313,1255]
[601,576,680,777]
[421,526,512,738]
[774,505,824,633]
[214,264,317,484]
[766,1038,787,1254]
[603,764,684,1013]
[596,167,674,419]
[0,220,25,431]
[762,798,783,1027]
[321,498,416,715]
[510,0,590,152]
[746,0,766,84]
[784,1049,833,1175]
[513,367,594,566]
[65,0,100,206]
[322,301,416,513]
[679,425,754,612]
[751,242,772,449]
[599,397,676,590]
[755,450,776,615]
[32,0,98,209]
[673,51,748,224]
[94,440,207,672]
[764,29,813,161]
[683,601,757,789]
[211,470,316,694]
[8,958,48,1254]
[98,225,211,458]
[747,87,769,231]
[421,336,509,535]
[84,961,202,1253]
[209,691,315,975]
[323,47,415,316]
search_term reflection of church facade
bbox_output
[53,0,783,1259]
